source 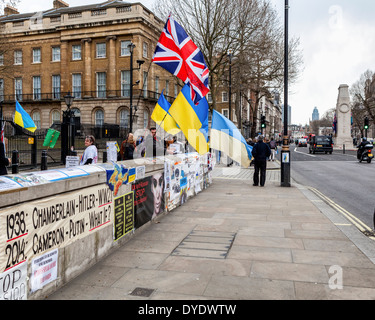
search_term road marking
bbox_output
[308,187,375,240]
[294,147,316,157]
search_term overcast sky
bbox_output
[14,0,375,125]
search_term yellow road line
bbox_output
[308,187,375,240]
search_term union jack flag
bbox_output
[152,15,210,105]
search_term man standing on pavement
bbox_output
[252,135,271,187]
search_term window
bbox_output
[121,70,130,97]
[33,76,41,100]
[120,109,129,128]
[33,48,41,63]
[96,43,106,58]
[15,78,22,101]
[174,84,178,98]
[143,71,148,98]
[155,76,159,99]
[0,53,3,66]
[207,93,213,103]
[0,79,3,101]
[143,110,149,128]
[72,45,81,60]
[14,50,22,65]
[165,80,169,96]
[222,92,228,102]
[51,110,60,125]
[52,75,61,99]
[96,72,106,98]
[52,46,60,62]
[32,111,41,129]
[72,74,82,99]
[120,40,131,56]
[95,109,104,126]
[143,42,148,58]
[222,109,229,118]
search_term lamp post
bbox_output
[228,50,232,121]
[281,0,291,187]
[61,91,75,164]
[128,43,144,133]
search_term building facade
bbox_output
[0,0,178,135]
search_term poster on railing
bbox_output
[0,260,27,300]
[132,172,165,228]
[0,183,113,272]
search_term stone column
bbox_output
[82,38,92,98]
[335,84,353,148]
[106,36,117,97]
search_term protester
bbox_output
[0,138,11,175]
[80,135,98,165]
[120,132,136,160]
[252,135,271,187]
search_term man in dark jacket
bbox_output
[0,140,11,176]
[252,135,271,187]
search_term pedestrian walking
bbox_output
[80,135,98,165]
[252,135,271,187]
[269,137,277,161]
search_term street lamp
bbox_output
[281,0,291,187]
[128,43,145,133]
[228,49,232,121]
[61,91,75,164]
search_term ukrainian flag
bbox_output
[210,110,252,167]
[151,91,181,135]
[14,101,37,133]
[169,84,209,155]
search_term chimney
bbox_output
[53,0,69,9]
[4,5,19,16]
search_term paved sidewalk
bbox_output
[47,162,375,300]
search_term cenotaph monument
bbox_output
[335,84,353,148]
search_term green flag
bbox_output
[43,129,60,148]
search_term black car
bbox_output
[309,135,333,154]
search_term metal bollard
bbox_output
[12,150,19,174]
[343,144,345,154]
[103,151,107,163]
[41,150,48,171]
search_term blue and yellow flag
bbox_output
[14,101,37,133]
[151,91,181,135]
[169,84,209,154]
[210,110,252,167]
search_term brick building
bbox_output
[0,0,178,135]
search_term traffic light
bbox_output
[261,115,266,128]
[364,117,369,130]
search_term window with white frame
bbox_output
[51,110,60,125]
[143,42,148,58]
[143,110,149,128]
[121,70,130,97]
[33,48,41,63]
[15,78,22,101]
[0,79,3,100]
[174,84,178,98]
[155,76,159,99]
[52,75,61,99]
[33,76,41,100]
[52,46,60,62]
[143,71,148,98]
[0,53,3,66]
[165,80,169,96]
[222,92,228,102]
[120,40,131,56]
[32,111,41,129]
[120,109,129,128]
[14,50,22,65]
[72,45,81,60]
[222,109,229,118]
[96,72,106,98]
[95,109,104,126]
[96,43,106,58]
[207,93,213,103]
[72,74,81,99]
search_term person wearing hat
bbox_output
[252,135,271,187]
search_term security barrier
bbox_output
[0,153,214,300]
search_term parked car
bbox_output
[309,135,333,154]
[298,138,307,147]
